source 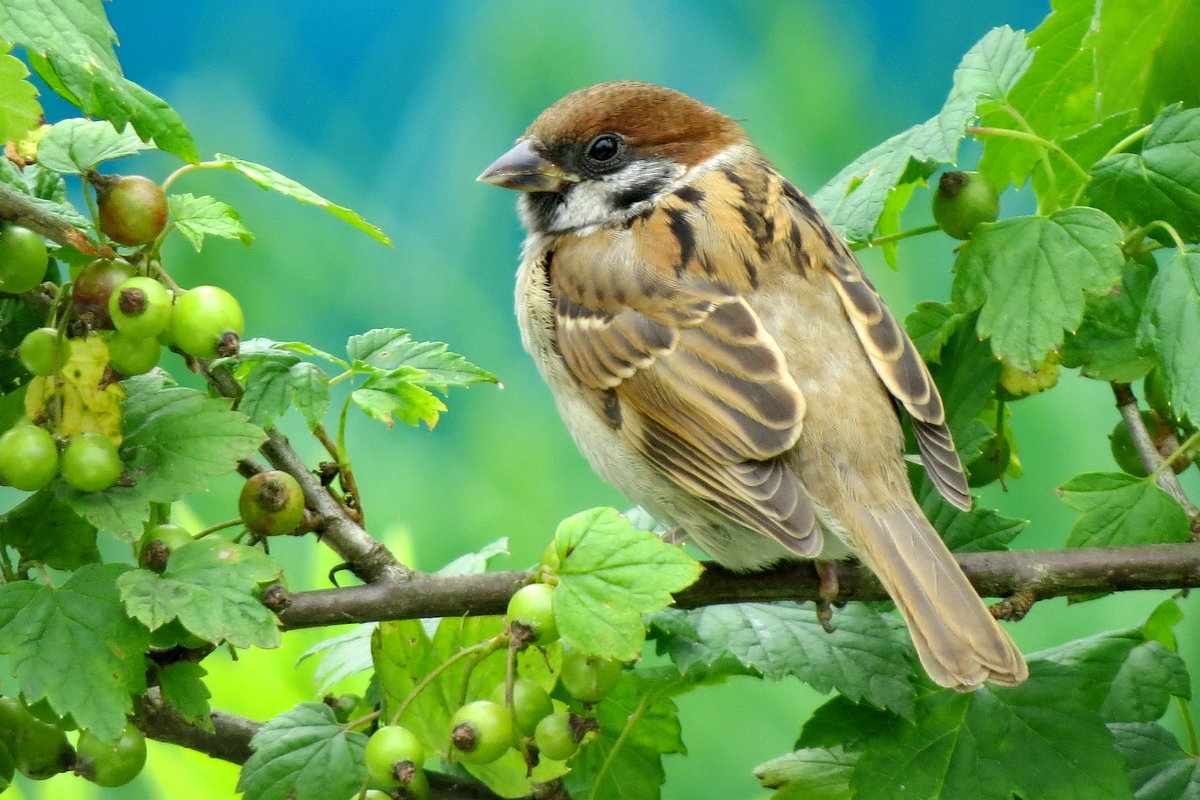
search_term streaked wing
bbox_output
[790,188,971,511]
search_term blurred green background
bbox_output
[6,0,1200,797]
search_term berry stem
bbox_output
[194,518,245,539]
[389,635,506,727]
[313,423,364,524]
[849,223,941,251]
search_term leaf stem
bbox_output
[1101,124,1152,161]
[1150,431,1200,481]
[849,224,941,251]
[592,691,654,791]
[341,709,380,733]
[1178,696,1199,755]
[194,518,245,539]
[313,423,364,524]
[968,125,1091,185]
[1128,220,1189,254]
[388,635,506,727]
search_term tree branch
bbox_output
[276,543,1200,629]
[0,181,112,255]
[202,363,410,584]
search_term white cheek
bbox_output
[548,159,686,234]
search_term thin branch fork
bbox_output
[276,543,1200,630]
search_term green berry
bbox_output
[169,285,244,359]
[490,677,553,738]
[0,225,48,293]
[966,433,1012,488]
[109,276,172,338]
[74,722,146,787]
[137,523,193,570]
[0,423,59,491]
[364,725,426,786]
[506,583,558,644]
[932,170,1000,239]
[239,470,305,536]
[108,331,161,376]
[60,433,122,492]
[449,701,513,764]
[534,712,587,761]
[12,716,72,780]
[73,259,135,329]
[559,649,622,704]
[18,328,67,376]
[96,175,168,246]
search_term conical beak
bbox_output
[477,139,580,192]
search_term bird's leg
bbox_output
[661,527,690,546]
[815,561,838,633]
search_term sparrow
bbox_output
[479,81,1026,690]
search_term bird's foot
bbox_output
[815,561,838,633]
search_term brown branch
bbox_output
[0,181,112,255]
[202,363,409,584]
[134,690,521,799]
[1112,382,1200,533]
[277,543,1200,630]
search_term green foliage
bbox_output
[237,702,368,800]
[1060,472,1191,547]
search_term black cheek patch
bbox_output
[524,191,566,233]
[611,175,669,209]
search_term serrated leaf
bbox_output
[814,26,1031,240]
[117,536,282,649]
[0,51,41,142]
[239,360,293,429]
[0,0,120,75]
[1062,258,1156,382]
[237,702,368,800]
[1032,110,1140,218]
[904,302,963,363]
[565,673,686,800]
[651,602,916,718]
[0,158,89,225]
[287,362,330,430]
[0,563,148,742]
[212,154,390,245]
[35,118,154,174]
[351,369,446,429]
[923,310,1002,446]
[552,508,702,661]
[168,193,253,251]
[952,207,1125,369]
[1110,722,1200,800]
[754,746,857,800]
[853,660,1133,800]
[1036,629,1190,723]
[0,490,99,570]
[798,694,904,750]
[1088,106,1200,242]
[977,0,1098,190]
[1060,472,1190,548]
[1138,248,1200,421]
[157,662,213,732]
[346,328,498,390]
[56,374,265,540]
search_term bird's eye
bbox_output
[585,133,622,164]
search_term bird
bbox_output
[478,81,1027,690]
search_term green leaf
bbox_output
[1032,110,1140,214]
[853,660,1134,800]
[1060,472,1190,548]
[814,25,1032,240]
[651,601,915,718]
[1089,106,1200,242]
[552,508,702,661]
[952,207,1125,369]
[296,624,376,695]
[237,702,368,800]
[1062,258,1157,382]
[1142,599,1184,651]
[798,694,903,750]
[116,536,283,649]
[0,490,98,570]
[922,310,1002,446]
[157,662,213,732]
[904,302,964,363]
[346,328,498,390]
[1109,722,1200,800]
[1090,0,1200,121]
[0,158,88,226]
[0,563,149,742]
[212,154,391,245]
[916,473,1026,552]
[351,369,446,429]
[1036,629,1190,723]
[565,672,686,800]
[168,193,253,251]
[55,374,265,541]
[35,118,154,174]
[1138,248,1200,420]
[0,50,41,142]
[287,362,330,430]
[977,0,1098,189]
[0,0,120,76]
[239,361,293,429]
[754,746,857,800]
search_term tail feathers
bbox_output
[847,505,1027,691]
